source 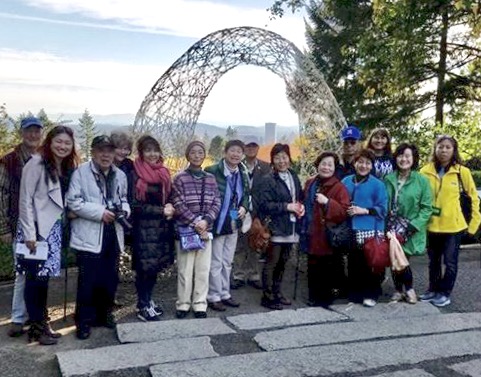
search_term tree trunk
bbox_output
[435,4,449,126]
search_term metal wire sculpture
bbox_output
[134,26,346,174]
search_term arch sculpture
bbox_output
[134,26,346,174]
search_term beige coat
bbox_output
[19,155,64,242]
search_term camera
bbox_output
[107,200,132,231]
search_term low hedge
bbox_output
[0,242,14,282]
[471,170,481,188]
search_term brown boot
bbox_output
[27,322,58,346]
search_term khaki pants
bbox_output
[176,240,212,312]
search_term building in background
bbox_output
[264,122,277,144]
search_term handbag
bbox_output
[457,172,472,224]
[248,217,271,251]
[387,214,410,242]
[326,221,352,250]
[178,225,205,251]
[363,232,390,273]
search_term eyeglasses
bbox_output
[343,140,358,145]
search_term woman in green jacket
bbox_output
[384,143,433,304]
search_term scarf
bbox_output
[134,157,171,203]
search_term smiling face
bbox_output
[354,156,373,177]
[370,133,388,152]
[396,148,414,172]
[21,126,43,151]
[317,156,336,179]
[142,144,161,165]
[272,151,290,172]
[343,139,360,157]
[188,145,205,168]
[50,132,74,161]
[114,145,131,164]
[244,144,259,159]
[92,146,115,172]
[224,145,244,167]
[435,139,455,166]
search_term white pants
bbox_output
[207,233,238,303]
[176,240,212,312]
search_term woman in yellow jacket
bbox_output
[420,135,480,307]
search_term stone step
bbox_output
[150,331,481,377]
[226,307,348,331]
[254,312,481,351]
[117,317,235,343]
[56,336,217,377]
[449,359,481,376]
[373,371,435,377]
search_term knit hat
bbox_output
[185,140,206,159]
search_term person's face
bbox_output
[354,156,373,177]
[224,145,244,167]
[273,151,290,172]
[50,132,74,161]
[245,145,259,159]
[342,139,360,156]
[92,146,115,171]
[396,148,414,172]
[21,126,43,150]
[371,134,388,151]
[142,145,161,165]
[435,139,455,165]
[114,144,131,164]
[317,156,336,179]
[188,145,205,168]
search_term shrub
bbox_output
[471,171,481,188]
[0,242,14,282]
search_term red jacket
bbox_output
[303,176,350,256]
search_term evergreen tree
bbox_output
[78,109,97,161]
[36,109,55,134]
[225,126,238,140]
[0,104,12,156]
[208,135,225,162]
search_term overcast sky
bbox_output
[0,0,307,126]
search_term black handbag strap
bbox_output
[456,170,467,194]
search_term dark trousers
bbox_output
[427,232,461,296]
[135,270,157,309]
[308,254,336,304]
[392,263,413,292]
[262,243,291,302]
[348,245,382,301]
[24,269,49,323]
[75,225,120,327]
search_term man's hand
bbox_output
[0,233,13,245]
[102,210,116,224]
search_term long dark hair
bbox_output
[432,135,463,171]
[41,126,79,183]
[366,127,392,155]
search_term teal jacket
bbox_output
[384,170,433,256]
[205,160,250,235]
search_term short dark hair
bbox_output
[110,130,133,151]
[432,135,463,168]
[353,148,376,165]
[313,152,340,169]
[136,135,163,162]
[224,139,245,152]
[393,143,420,170]
[270,143,292,164]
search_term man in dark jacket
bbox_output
[336,124,362,180]
[232,141,271,289]
[0,116,43,337]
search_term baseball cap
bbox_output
[91,135,115,149]
[245,141,259,147]
[20,116,43,129]
[341,125,361,141]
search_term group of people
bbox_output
[0,118,480,346]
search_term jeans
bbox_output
[11,273,27,324]
[427,232,462,296]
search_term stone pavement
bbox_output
[57,302,481,377]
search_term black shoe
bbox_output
[176,310,189,319]
[222,298,240,307]
[76,325,91,340]
[95,313,116,329]
[247,280,263,290]
[278,296,292,306]
[261,297,283,310]
[230,280,245,290]
[194,311,207,319]
[7,323,26,337]
[208,301,226,312]
[43,322,62,339]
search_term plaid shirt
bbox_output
[0,144,32,235]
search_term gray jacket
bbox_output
[66,161,130,254]
[19,155,64,241]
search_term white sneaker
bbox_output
[363,298,377,307]
[390,291,404,302]
[405,289,418,304]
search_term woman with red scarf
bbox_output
[131,135,175,321]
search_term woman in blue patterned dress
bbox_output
[366,128,395,180]
[17,126,78,345]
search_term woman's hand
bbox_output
[238,206,247,220]
[26,240,37,253]
[316,193,329,205]
[164,203,175,219]
[194,219,208,234]
[287,202,305,218]
[347,205,368,217]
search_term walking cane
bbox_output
[293,244,300,300]
[63,247,68,322]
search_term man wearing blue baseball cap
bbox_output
[0,116,43,337]
[336,124,362,179]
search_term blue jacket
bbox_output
[341,174,388,232]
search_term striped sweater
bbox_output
[171,169,221,230]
